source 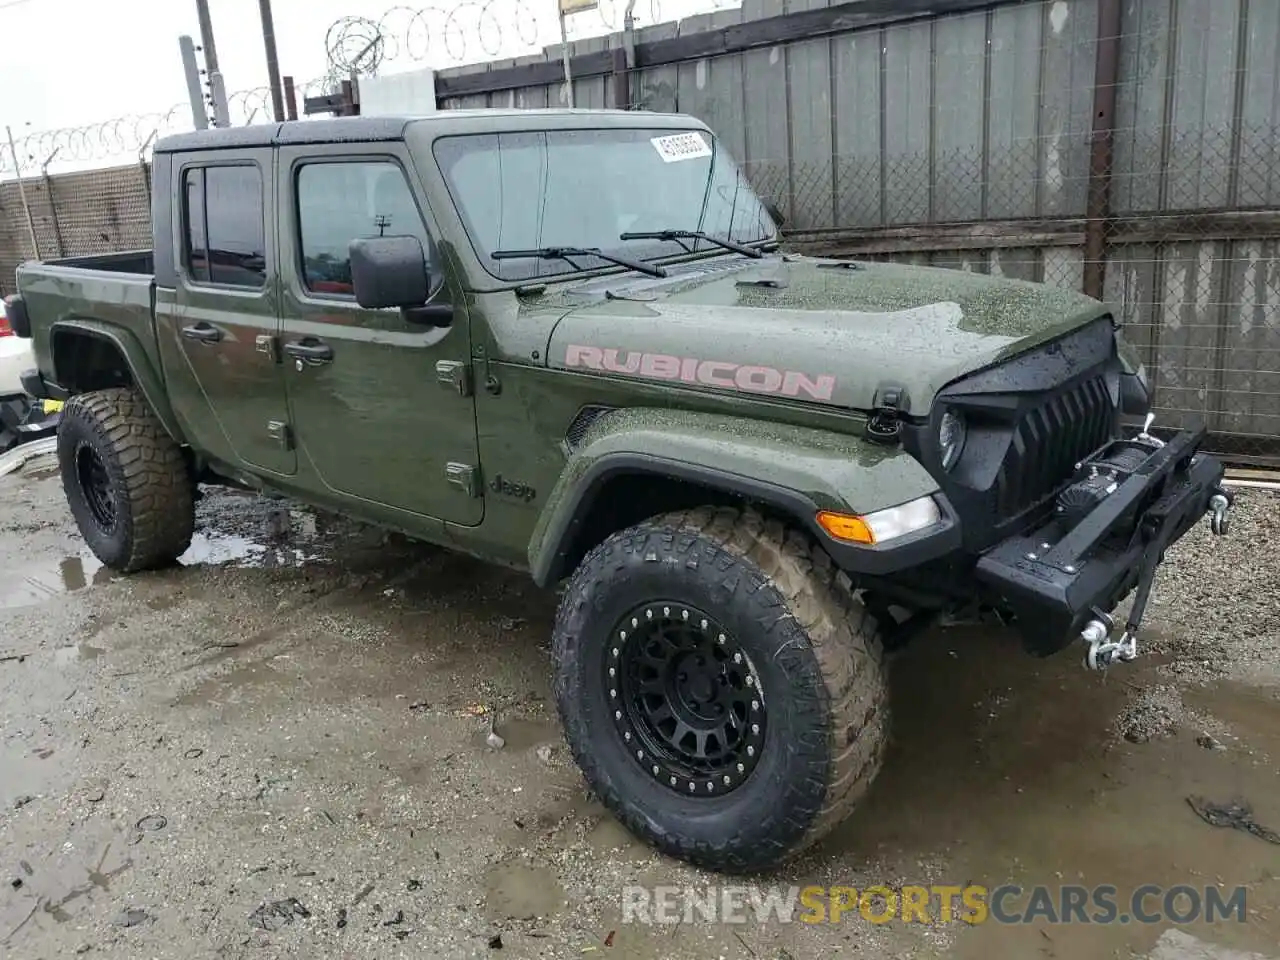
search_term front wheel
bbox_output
[552,506,889,873]
[57,388,194,572]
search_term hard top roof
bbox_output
[153,109,708,155]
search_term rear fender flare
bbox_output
[528,407,953,587]
[49,319,185,443]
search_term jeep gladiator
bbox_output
[10,111,1233,872]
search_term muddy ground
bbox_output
[1,456,1278,960]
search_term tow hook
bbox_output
[1081,485,1231,671]
[1209,492,1230,536]
[1080,610,1138,671]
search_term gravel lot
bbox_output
[1,456,1278,960]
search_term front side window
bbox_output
[432,128,775,282]
[295,160,433,297]
[182,165,266,288]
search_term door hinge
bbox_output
[866,384,907,444]
[445,462,479,497]
[255,334,279,363]
[267,420,293,450]
[436,360,472,397]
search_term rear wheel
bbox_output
[57,388,194,572]
[552,506,889,872]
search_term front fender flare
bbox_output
[528,407,960,587]
[49,319,185,443]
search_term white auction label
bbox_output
[650,131,713,163]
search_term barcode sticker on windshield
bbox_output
[651,132,712,163]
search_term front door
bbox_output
[275,146,482,525]
[163,152,296,476]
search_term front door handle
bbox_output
[283,339,334,364]
[181,322,223,343]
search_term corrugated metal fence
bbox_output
[3,0,1279,463]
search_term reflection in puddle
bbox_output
[32,842,133,927]
[0,525,328,610]
[178,531,323,569]
[0,553,110,610]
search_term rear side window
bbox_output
[295,160,433,297]
[182,165,267,288]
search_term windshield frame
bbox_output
[427,124,778,287]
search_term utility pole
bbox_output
[555,0,600,108]
[179,35,210,130]
[4,125,40,261]
[258,0,286,123]
[558,8,575,109]
[195,0,231,126]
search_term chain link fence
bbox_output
[0,164,152,292]
[3,0,1279,465]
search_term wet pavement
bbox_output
[1,456,1278,959]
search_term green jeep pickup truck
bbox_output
[9,110,1233,872]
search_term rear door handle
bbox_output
[283,339,334,363]
[181,322,223,343]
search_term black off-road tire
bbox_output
[57,388,194,572]
[552,505,889,873]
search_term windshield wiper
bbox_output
[490,247,667,278]
[620,230,763,259]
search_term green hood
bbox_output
[544,255,1111,414]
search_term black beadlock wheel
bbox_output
[608,602,767,798]
[553,506,889,873]
[57,388,195,572]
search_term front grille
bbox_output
[996,374,1114,516]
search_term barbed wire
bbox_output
[0,79,334,176]
[1,0,745,176]
[325,0,669,76]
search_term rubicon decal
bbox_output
[564,345,837,401]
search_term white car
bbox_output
[1,299,59,451]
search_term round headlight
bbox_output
[939,409,967,471]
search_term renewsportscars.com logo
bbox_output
[621,884,1248,926]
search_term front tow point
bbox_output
[1082,623,1138,671]
[1209,492,1231,536]
[1080,611,1138,671]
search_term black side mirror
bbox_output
[349,236,430,310]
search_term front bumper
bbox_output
[973,425,1229,658]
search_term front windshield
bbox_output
[432,127,776,282]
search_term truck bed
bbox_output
[14,255,158,392]
[46,250,155,275]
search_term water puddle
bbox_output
[0,741,64,809]
[173,660,283,707]
[489,717,560,751]
[1,842,134,943]
[484,863,565,921]
[178,531,323,568]
[0,524,327,610]
[0,552,111,610]
[52,643,104,666]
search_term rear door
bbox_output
[275,144,481,524]
[158,150,295,476]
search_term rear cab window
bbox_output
[181,165,267,288]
